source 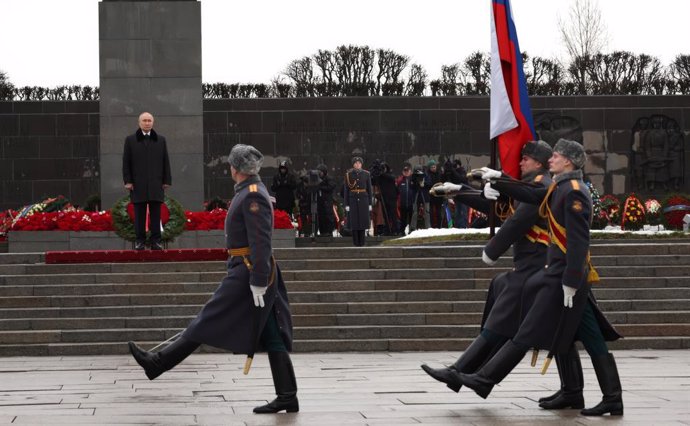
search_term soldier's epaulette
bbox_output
[249,184,258,192]
[570,179,580,191]
[534,174,543,183]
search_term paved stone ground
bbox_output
[0,350,688,425]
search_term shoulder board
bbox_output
[534,175,543,183]
[249,184,258,192]
[570,180,580,191]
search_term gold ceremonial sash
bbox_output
[538,183,600,284]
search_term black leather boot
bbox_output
[128,336,199,380]
[539,344,584,409]
[457,340,526,399]
[581,353,624,416]
[254,351,299,414]
[421,334,497,392]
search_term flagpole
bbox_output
[488,137,497,238]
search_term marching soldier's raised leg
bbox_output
[128,336,200,380]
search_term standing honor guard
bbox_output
[128,144,298,414]
[457,139,623,417]
[344,156,373,246]
[422,140,554,395]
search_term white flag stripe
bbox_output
[489,3,517,140]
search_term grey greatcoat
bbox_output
[122,128,172,203]
[492,170,620,354]
[455,171,551,337]
[343,168,373,231]
[183,176,293,353]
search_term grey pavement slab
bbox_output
[0,350,688,425]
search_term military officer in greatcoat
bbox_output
[128,144,298,414]
[343,156,373,246]
[457,139,623,417]
[422,141,558,393]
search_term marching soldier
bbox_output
[344,156,373,246]
[421,140,555,393]
[457,139,623,417]
[128,144,298,414]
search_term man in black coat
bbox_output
[270,160,297,217]
[316,164,337,236]
[128,144,298,414]
[122,112,171,250]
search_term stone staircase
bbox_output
[0,242,689,356]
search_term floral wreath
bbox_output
[661,194,690,230]
[112,195,185,242]
[599,194,620,226]
[644,198,662,226]
[621,193,645,231]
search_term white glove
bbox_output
[483,182,500,200]
[369,205,372,212]
[345,206,350,212]
[479,167,502,180]
[482,250,497,266]
[250,285,267,308]
[562,285,577,308]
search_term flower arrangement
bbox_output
[274,209,295,229]
[644,198,663,226]
[586,182,606,229]
[598,194,620,227]
[11,210,114,232]
[185,208,227,230]
[661,194,690,230]
[621,193,645,231]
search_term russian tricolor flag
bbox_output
[490,0,536,179]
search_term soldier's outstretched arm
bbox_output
[491,176,547,205]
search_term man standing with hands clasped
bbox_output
[122,112,171,250]
[344,156,373,246]
[127,144,298,414]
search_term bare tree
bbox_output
[669,54,690,94]
[462,51,490,95]
[376,49,409,95]
[405,63,427,96]
[558,0,608,94]
[285,56,315,97]
[0,70,14,100]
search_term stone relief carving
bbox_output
[533,112,583,145]
[631,115,684,191]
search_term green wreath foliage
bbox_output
[111,195,186,242]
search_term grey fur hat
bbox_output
[553,138,586,169]
[228,144,264,175]
[352,156,364,166]
[521,140,553,167]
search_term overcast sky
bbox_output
[1,0,688,87]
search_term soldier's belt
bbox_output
[351,189,367,193]
[228,246,276,286]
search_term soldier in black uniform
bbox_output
[457,139,623,417]
[270,160,297,217]
[421,141,555,393]
[127,144,298,414]
[344,156,373,246]
[316,164,337,236]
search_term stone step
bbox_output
[3,253,689,276]
[0,334,687,357]
[2,276,690,297]
[2,310,689,331]
[0,323,687,347]
[1,242,689,265]
[1,288,688,309]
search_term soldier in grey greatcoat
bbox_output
[458,139,623,417]
[343,156,373,246]
[128,144,298,414]
[422,141,558,393]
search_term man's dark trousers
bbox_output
[134,201,162,245]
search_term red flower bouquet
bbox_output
[273,209,294,229]
[621,194,645,231]
[185,208,226,230]
[662,195,690,230]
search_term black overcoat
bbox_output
[122,129,171,203]
[480,171,552,337]
[343,168,373,231]
[183,176,293,353]
[492,170,620,354]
